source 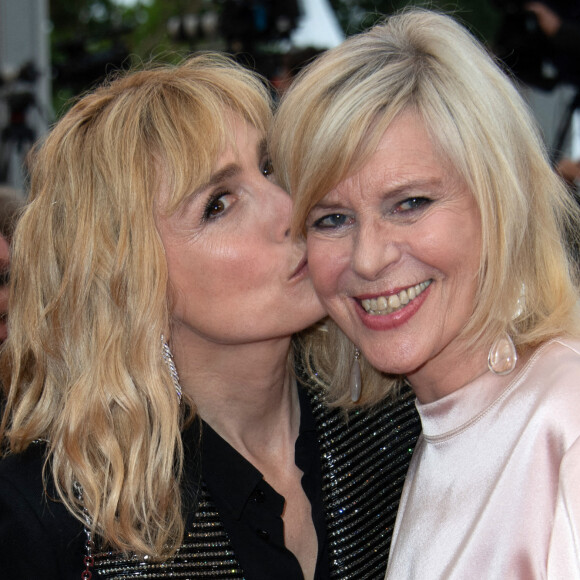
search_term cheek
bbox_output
[307,238,349,297]
[425,210,481,270]
[450,220,481,282]
[169,239,279,311]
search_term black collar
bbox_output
[199,381,318,520]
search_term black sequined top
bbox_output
[92,378,420,579]
[0,373,420,580]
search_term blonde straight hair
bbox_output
[273,9,580,407]
[1,53,273,558]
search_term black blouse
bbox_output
[201,385,330,579]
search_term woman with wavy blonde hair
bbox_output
[272,8,580,579]
[0,53,420,579]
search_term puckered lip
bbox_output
[290,255,308,280]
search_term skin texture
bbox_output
[305,111,484,404]
[156,115,324,349]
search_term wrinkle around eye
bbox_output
[309,212,355,231]
[392,196,432,214]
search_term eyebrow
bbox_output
[314,178,444,208]
[195,138,268,193]
[199,164,241,191]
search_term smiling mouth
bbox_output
[360,280,432,315]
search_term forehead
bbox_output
[155,115,265,212]
[215,115,264,162]
[324,110,449,201]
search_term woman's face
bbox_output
[305,111,483,400]
[156,114,325,348]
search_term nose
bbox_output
[264,180,292,240]
[351,218,401,281]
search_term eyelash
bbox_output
[311,213,354,230]
[262,158,274,178]
[202,191,231,221]
[310,196,432,230]
[394,196,431,213]
[201,157,274,222]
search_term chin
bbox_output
[361,343,419,376]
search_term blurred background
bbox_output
[0,0,579,191]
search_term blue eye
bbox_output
[311,213,354,230]
[394,197,431,213]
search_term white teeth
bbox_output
[388,294,400,309]
[361,280,431,315]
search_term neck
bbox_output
[171,330,299,455]
[407,341,490,404]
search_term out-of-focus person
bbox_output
[526,1,580,54]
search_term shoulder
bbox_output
[524,337,580,392]
[510,337,580,451]
[301,373,420,473]
[298,364,420,439]
[299,375,420,576]
[0,442,50,515]
[0,443,86,579]
[548,435,580,577]
[0,440,46,488]
[537,335,580,363]
[549,336,580,357]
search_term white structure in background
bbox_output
[520,84,579,161]
[291,0,345,49]
[0,0,51,192]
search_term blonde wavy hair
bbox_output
[272,9,580,407]
[0,53,273,558]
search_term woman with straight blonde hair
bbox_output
[0,53,420,579]
[272,8,580,578]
